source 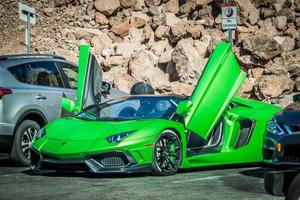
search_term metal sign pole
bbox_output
[26,13,31,53]
[18,3,36,54]
[226,0,232,46]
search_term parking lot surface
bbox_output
[0,154,283,200]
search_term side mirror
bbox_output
[101,81,111,94]
[293,94,300,102]
[61,97,76,113]
[176,100,193,115]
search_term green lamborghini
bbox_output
[31,43,282,176]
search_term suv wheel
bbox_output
[10,120,41,166]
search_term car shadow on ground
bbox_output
[22,163,273,179]
[179,163,268,176]
[23,168,148,179]
[0,154,15,167]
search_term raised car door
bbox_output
[75,45,102,112]
[182,43,246,140]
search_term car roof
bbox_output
[0,54,76,69]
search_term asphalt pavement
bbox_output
[0,154,284,200]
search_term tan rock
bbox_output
[273,36,295,52]
[187,25,203,39]
[250,67,264,79]
[170,20,189,43]
[128,50,169,88]
[94,0,120,16]
[120,0,137,8]
[150,40,171,56]
[131,12,150,28]
[237,78,254,98]
[248,6,260,25]
[90,34,112,52]
[145,0,161,7]
[243,35,281,60]
[285,27,299,39]
[165,0,179,14]
[95,12,109,25]
[170,81,194,96]
[104,56,128,70]
[111,19,133,37]
[114,73,137,93]
[155,25,170,39]
[159,49,173,64]
[165,13,180,27]
[171,38,205,85]
[274,16,287,30]
[255,75,294,99]
[103,67,128,83]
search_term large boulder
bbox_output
[243,34,282,60]
[94,0,120,16]
[170,38,205,85]
[128,50,169,88]
[254,75,294,99]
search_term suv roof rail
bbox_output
[0,54,66,61]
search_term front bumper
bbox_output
[31,149,151,174]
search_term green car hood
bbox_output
[44,118,157,141]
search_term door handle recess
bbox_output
[35,95,47,100]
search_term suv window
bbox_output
[30,61,64,88]
[58,62,78,89]
[8,64,35,84]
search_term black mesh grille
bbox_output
[235,120,255,149]
[279,144,300,163]
[92,152,129,167]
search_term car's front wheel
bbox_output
[10,120,40,166]
[151,129,182,176]
[287,173,300,200]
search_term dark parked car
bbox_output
[0,54,126,166]
[264,133,300,200]
[263,94,300,163]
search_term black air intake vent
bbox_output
[235,120,255,149]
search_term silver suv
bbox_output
[0,54,125,166]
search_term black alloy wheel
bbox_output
[151,129,182,176]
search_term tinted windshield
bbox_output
[78,96,183,121]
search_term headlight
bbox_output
[267,118,285,135]
[33,128,46,141]
[106,131,134,143]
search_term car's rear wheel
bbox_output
[10,120,40,166]
[151,129,182,176]
[287,173,300,200]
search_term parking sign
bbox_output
[221,2,237,30]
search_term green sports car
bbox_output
[31,43,282,176]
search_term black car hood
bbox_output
[275,102,300,126]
